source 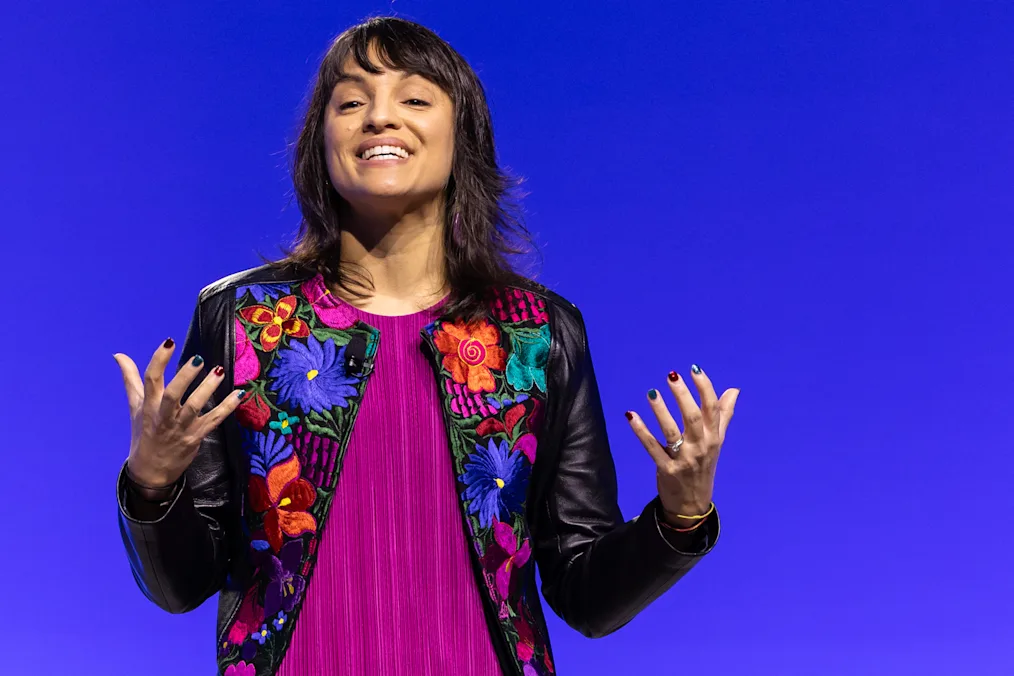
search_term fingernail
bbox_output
[668,371,679,382]
[235,390,246,400]
[648,389,658,400]
[213,365,225,377]
[624,411,634,421]
[163,338,175,349]
[691,364,702,375]
[191,355,204,367]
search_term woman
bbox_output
[114,16,739,676]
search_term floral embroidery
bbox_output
[249,454,317,552]
[250,625,270,645]
[239,295,311,351]
[224,661,256,676]
[492,287,549,325]
[227,589,264,647]
[237,283,291,303]
[301,275,356,329]
[245,430,293,477]
[506,325,550,393]
[269,338,359,414]
[268,411,299,436]
[433,319,507,393]
[482,519,532,605]
[236,393,272,430]
[264,541,306,618]
[235,318,260,385]
[460,438,529,529]
[514,433,538,465]
[272,612,288,632]
[446,380,496,418]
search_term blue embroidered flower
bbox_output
[243,430,293,477]
[460,438,530,529]
[506,325,550,393]
[237,283,291,303]
[272,612,288,632]
[268,411,300,436]
[485,393,530,411]
[250,624,270,645]
[269,337,359,415]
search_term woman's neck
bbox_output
[334,205,450,316]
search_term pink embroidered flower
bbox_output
[301,275,356,329]
[515,614,536,662]
[227,590,264,646]
[235,318,260,385]
[446,381,494,418]
[514,433,538,464]
[481,519,531,602]
[491,288,548,325]
[225,661,256,676]
[523,665,539,676]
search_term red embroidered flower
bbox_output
[249,454,317,552]
[236,393,271,430]
[239,295,310,351]
[433,319,507,393]
[227,588,264,646]
[515,614,536,662]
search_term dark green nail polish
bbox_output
[691,364,702,375]
[191,355,204,367]
[648,389,658,400]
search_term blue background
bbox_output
[3,1,1012,674]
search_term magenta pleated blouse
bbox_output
[275,299,503,675]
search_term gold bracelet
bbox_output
[673,503,715,521]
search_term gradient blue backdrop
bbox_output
[3,1,1012,674]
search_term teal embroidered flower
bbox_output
[268,411,300,436]
[506,325,550,393]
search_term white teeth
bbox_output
[361,145,409,160]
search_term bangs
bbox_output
[324,18,457,96]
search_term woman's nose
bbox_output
[362,98,401,131]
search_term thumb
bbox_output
[113,353,144,411]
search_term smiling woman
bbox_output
[113,15,737,676]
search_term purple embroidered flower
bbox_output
[264,540,307,618]
[523,664,539,676]
[244,430,293,477]
[460,438,529,528]
[269,337,359,415]
[250,624,270,645]
[225,661,256,676]
[237,283,291,303]
[484,393,530,411]
[272,611,288,632]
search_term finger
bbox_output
[195,388,248,438]
[624,410,672,468]
[113,353,144,412]
[647,386,683,444]
[161,354,207,418]
[178,365,227,427]
[690,364,721,433]
[666,371,704,439]
[142,338,176,416]
[717,387,740,438]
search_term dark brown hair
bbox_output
[284,16,535,319]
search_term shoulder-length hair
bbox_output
[284,16,535,319]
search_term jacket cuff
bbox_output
[116,461,189,525]
[649,496,720,557]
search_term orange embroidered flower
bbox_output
[239,295,310,351]
[433,319,507,393]
[249,454,317,552]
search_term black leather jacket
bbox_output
[117,265,719,675]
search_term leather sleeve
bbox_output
[116,297,236,614]
[531,301,720,638]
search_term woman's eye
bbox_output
[339,101,362,110]
[405,99,430,106]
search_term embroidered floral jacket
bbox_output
[116,265,720,676]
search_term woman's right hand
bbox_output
[114,338,244,497]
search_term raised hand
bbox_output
[625,365,740,527]
[114,338,244,497]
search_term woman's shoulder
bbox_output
[195,263,314,305]
[504,275,584,322]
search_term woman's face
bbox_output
[324,52,455,215]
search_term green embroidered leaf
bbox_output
[311,328,352,345]
[302,417,341,440]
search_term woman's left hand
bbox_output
[625,366,740,528]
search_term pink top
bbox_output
[276,300,503,675]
